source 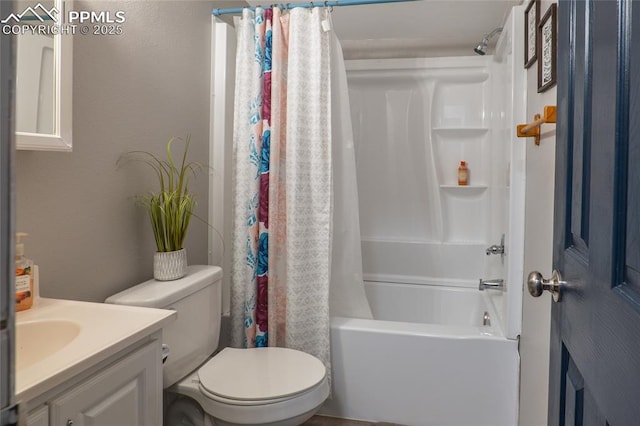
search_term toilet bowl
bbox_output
[105,265,329,425]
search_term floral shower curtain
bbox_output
[230,6,332,369]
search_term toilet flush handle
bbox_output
[162,344,170,364]
[161,307,176,364]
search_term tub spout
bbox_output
[479,278,504,291]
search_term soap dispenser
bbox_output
[15,232,34,312]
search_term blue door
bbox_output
[547,0,640,423]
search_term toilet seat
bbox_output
[198,347,327,404]
[172,347,330,425]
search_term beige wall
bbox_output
[519,1,556,425]
[15,1,213,302]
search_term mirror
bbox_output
[14,0,72,151]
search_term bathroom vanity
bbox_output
[15,298,175,426]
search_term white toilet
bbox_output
[106,265,329,426]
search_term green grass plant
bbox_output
[118,135,201,252]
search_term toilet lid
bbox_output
[198,347,326,401]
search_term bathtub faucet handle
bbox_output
[479,278,504,291]
[486,234,505,257]
[485,245,504,255]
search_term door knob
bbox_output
[527,270,563,302]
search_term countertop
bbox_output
[15,298,176,402]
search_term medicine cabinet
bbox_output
[15,0,72,151]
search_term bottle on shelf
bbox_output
[458,161,469,186]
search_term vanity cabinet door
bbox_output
[26,405,48,426]
[49,340,162,426]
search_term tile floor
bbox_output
[303,416,403,426]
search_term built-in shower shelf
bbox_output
[433,72,490,84]
[432,128,489,138]
[444,238,489,245]
[439,185,488,191]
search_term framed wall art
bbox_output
[538,3,557,92]
[524,0,540,68]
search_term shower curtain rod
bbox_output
[212,0,417,16]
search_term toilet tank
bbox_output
[105,265,222,388]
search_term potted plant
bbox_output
[119,135,201,280]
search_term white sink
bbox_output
[16,319,81,370]
[14,298,176,402]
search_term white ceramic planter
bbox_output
[154,248,187,281]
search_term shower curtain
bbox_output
[230,6,372,372]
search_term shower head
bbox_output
[473,27,503,55]
[474,41,488,55]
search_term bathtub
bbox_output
[320,281,519,426]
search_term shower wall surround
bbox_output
[347,56,508,286]
[320,35,525,421]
